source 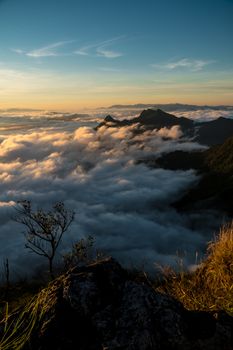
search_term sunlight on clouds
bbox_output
[0,113,220,274]
[158,125,183,139]
[0,201,15,207]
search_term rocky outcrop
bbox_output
[11,258,233,350]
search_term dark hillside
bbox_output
[196,117,233,146]
[156,136,233,214]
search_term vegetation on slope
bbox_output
[157,222,233,315]
[205,136,233,174]
[0,280,60,350]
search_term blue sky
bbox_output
[0,0,233,110]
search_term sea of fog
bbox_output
[0,106,231,279]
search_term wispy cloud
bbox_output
[96,48,122,58]
[12,37,124,60]
[75,36,124,59]
[12,41,73,58]
[152,58,214,72]
[75,46,90,56]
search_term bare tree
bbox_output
[14,201,75,279]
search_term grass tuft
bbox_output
[156,222,233,315]
[0,282,58,350]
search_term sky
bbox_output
[0,0,233,110]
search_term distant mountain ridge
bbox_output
[102,103,233,112]
[97,108,233,146]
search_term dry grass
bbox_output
[156,222,233,315]
[0,281,59,350]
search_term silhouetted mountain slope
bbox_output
[205,136,233,174]
[156,150,206,171]
[156,136,233,214]
[136,109,194,130]
[157,136,233,174]
[97,109,233,146]
[97,108,194,133]
[196,117,233,146]
[173,172,233,215]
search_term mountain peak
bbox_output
[136,109,194,130]
[139,108,171,117]
[104,115,115,122]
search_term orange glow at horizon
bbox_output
[1,95,233,113]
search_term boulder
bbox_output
[7,258,233,349]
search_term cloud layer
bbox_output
[0,110,226,279]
